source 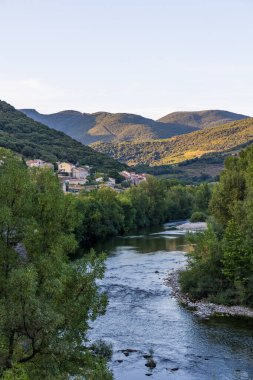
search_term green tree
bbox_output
[0,150,112,379]
[166,185,194,220]
[180,144,253,306]
[117,194,136,233]
[222,219,251,284]
[194,183,211,213]
[126,177,169,227]
[77,187,124,244]
[209,156,246,227]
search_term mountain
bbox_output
[0,101,126,172]
[157,110,249,128]
[21,109,249,146]
[21,109,199,145]
[91,118,253,166]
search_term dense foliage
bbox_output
[180,144,253,306]
[0,148,112,379]
[0,100,125,172]
[134,154,224,183]
[92,118,253,166]
[76,178,212,246]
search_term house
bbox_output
[108,177,116,185]
[71,166,89,180]
[57,162,91,193]
[132,173,146,185]
[95,177,104,183]
[120,171,147,185]
[104,177,116,188]
[26,159,54,169]
[99,178,116,189]
[67,178,88,185]
[58,162,74,175]
[120,171,132,180]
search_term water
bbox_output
[89,224,253,380]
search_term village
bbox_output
[25,159,147,193]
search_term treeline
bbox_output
[180,144,253,307]
[76,177,211,246]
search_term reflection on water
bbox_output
[95,224,190,255]
[89,224,253,380]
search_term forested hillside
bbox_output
[21,108,248,146]
[0,100,126,172]
[92,118,253,166]
[21,109,199,144]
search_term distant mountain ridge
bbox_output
[21,109,249,145]
[157,110,249,128]
[0,101,126,172]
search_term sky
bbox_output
[0,0,253,119]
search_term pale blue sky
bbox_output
[1,0,252,119]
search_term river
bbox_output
[89,223,253,380]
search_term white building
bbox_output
[26,159,54,169]
[71,166,89,180]
[107,177,116,185]
[120,171,146,185]
[95,177,104,183]
[58,162,74,175]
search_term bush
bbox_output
[179,260,225,301]
[190,211,206,222]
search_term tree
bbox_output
[194,183,211,213]
[126,177,169,228]
[166,185,194,220]
[77,187,124,244]
[209,156,246,227]
[0,149,112,379]
[222,220,251,284]
[180,144,253,306]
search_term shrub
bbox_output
[190,211,206,222]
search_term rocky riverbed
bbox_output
[176,222,207,231]
[165,270,253,319]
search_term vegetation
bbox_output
[190,211,206,222]
[144,349,156,369]
[76,178,212,246]
[91,118,253,166]
[134,154,224,183]
[0,148,112,379]
[180,143,253,306]
[0,100,125,172]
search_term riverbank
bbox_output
[176,222,207,231]
[165,270,253,319]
